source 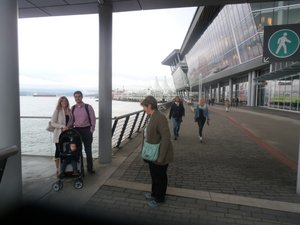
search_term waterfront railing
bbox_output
[20,101,172,156]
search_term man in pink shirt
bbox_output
[71,91,96,174]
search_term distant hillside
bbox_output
[20,88,98,97]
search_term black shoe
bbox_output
[88,170,95,174]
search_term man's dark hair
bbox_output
[73,90,83,97]
[140,95,158,110]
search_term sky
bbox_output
[18,7,196,92]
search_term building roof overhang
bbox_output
[18,0,221,18]
[256,62,300,81]
[161,49,180,66]
[18,0,285,18]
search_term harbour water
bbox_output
[20,96,143,156]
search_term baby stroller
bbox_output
[52,129,84,191]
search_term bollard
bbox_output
[297,137,300,194]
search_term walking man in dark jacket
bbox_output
[169,96,185,140]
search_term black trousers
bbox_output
[148,162,169,202]
[197,118,206,137]
[74,127,93,172]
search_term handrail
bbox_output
[0,145,18,161]
[20,101,173,153]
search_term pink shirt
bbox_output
[72,103,96,132]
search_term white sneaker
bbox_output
[199,136,202,143]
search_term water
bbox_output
[20,96,142,117]
[20,96,143,156]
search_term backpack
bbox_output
[71,104,91,126]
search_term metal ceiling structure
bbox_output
[18,0,285,18]
[257,62,300,81]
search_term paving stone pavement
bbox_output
[82,104,300,225]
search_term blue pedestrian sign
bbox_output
[263,24,300,62]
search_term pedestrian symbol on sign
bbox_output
[275,32,291,54]
[268,29,299,58]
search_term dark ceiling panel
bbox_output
[28,0,67,7]
[138,0,202,10]
[18,0,286,18]
[65,0,96,3]
[19,8,50,18]
[112,1,142,12]
[18,0,35,8]
[44,3,99,16]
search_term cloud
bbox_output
[18,7,196,91]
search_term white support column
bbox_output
[247,72,252,106]
[229,78,233,102]
[98,3,112,163]
[251,71,256,106]
[216,83,220,103]
[0,0,22,214]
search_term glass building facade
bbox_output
[252,1,300,111]
[183,1,300,111]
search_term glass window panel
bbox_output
[290,0,300,5]
[250,3,262,11]
[260,2,275,9]
[273,5,288,25]
[260,9,274,26]
[288,4,300,24]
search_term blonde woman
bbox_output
[50,96,73,175]
[194,98,210,143]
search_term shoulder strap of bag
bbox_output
[85,104,92,127]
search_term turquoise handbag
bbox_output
[141,140,160,161]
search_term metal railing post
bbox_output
[128,112,140,139]
[137,111,146,132]
[116,116,130,148]
[111,118,118,137]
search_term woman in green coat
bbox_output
[140,96,174,208]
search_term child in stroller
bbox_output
[59,141,80,177]
[52,129,84,191]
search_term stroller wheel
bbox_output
[74,179,83,189]
[52,181,63,192]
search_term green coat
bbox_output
[143,110,174,165]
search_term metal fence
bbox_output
[20,101,172,155]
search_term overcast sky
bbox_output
[18,7,196,92]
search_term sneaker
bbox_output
[148,199,158,208]
[144,193,155,201]
[199,136,203,143]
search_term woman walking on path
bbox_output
[194,98,210,143]
[140,95,174,208]
[50,96,73,176]
[225,98,230,112]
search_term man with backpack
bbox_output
[71,90,96,174]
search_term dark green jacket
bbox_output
[143,110,174,165]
